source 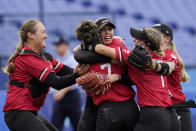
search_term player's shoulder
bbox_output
[15,55,44,69]
[165,48,177,60]
[165,48,173,54]
[112,36,125,44]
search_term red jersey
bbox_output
[164,49,186,104]
[115,47,172,107]
[88,37,135,105]
[3,46,64,111]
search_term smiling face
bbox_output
[30,23,48,51]
[100,25,114,45]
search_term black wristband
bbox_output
[157,63,170,76]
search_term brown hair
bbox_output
[75,20,100,45]
[2,19,41,74]
[168,41,190,82]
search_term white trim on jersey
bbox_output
[118,47,122,62]
[39,68,48,81]
[161,75,165,87]
[168,89,173,97]
[54,62,60,70]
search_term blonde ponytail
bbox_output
[2,19,40,75]
[168,42,190,82]
[2,41,25,74]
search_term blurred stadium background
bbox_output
[0,0,195,130]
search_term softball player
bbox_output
[76,18,139,131]
[2,19,89,131]
[93,27,181,131]
[153,23,192,131]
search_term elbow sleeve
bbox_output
[44,72,80,90]
[56,65,73,76]
[74,50,111,64]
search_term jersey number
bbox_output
[100,63,111,74]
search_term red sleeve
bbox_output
[21,56,54,83]
[112,37,131,63]
[112,37,128,49]
[51,58,64,73]
[115,46,123,62]
[164,50,180,70]
[169,53,179,64]
[115,47,132,66]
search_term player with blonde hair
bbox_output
[153,23,192,131]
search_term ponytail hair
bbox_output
[168,41,190,82]
[2,41,25,74]
[2,19,40,75]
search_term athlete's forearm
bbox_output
[95,44,117,60]
[56,65,74,76]
[44,72,80,90]
[153,60,175,75]
[74,50,111,64]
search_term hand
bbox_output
[53,90,66,101]
[77,64,89,76]
[73,44,82,53]
[53,87,72,101]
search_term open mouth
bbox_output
[104,36,112,42]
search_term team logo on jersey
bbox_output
[171,54,177,59]
[152,59,163,63]
[123,49,130,54]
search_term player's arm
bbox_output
[74,50,111,64]
[43,64,89,90]
[56,64,74,76]
[95,44,117,60]
[95,44,124,65]
[74,46,123,65]
[153,61,175,76]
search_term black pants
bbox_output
[96,98,139,131]
[133,106,181,131]
[51,89,82,131]
[4,110,59,131]
[175,107,193,131]
[78,97,139,131]
[77,97,98,131]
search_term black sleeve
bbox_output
[44,72,80,90]
[56,65,74,76]
[74,50,111,64]
[120,72,134,87]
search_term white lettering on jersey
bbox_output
[152,59,164,63]
[123,49,130,54]
[171,54,177,59]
